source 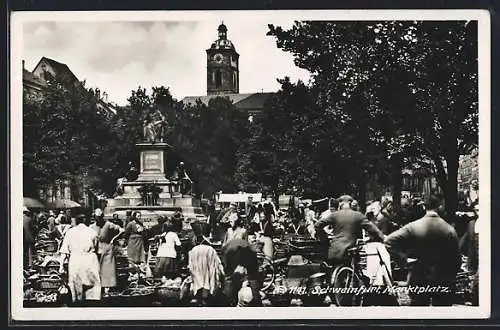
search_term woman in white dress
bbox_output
[59,214,101,306]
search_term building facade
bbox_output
[23,57,117,208]
[457,147,479,205]
[182,23,274,117]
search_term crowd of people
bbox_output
[209,193,479,306]
[23,190,479,307]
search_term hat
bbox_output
[287,255,309,267]
[23,206,29,213]
[337,195,354,203]
[230,202,237,207]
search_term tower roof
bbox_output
[209,22,236,51]
[218,22,227,33]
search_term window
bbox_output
[215,70,222,88]
[233,72,237,89]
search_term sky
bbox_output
[22,17,312,106]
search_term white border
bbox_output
[11,9,491,321]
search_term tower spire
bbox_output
[207,21,239,95]
[218,21,228,39]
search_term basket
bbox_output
[37,274,62,290]
[36,240,59,253]
[24,290,61,307]
[119,284,155,307]
[39,260,64,275]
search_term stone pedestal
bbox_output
[136,142,170,182]
[104,142,204,223]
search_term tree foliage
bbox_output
[119,87,250,198]
[23,76,118,198]
[265,20,478,216]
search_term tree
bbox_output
[120,87,250,198]
[23,74,119,199]
[267,21,478,217]
[235,78,363,200]
[172,96,250,197]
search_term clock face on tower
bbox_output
[213,53,224,64]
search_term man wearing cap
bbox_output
[124,209,133,228]
[314,195,385,266]
[319,198,339,220]
[384,195,460,306]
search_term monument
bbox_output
[104,108,203,225]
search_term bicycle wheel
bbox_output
[257,253,276,292]
[331,266,363,306]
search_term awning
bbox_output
[217,193,262,203]
[48,198,81,209]
[23,197,46,209]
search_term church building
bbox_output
[181,23,274,118]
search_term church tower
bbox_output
[206,22,239,95]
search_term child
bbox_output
[155,221,181,279]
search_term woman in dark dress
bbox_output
[124,211,147,265]
[259,204,275,260]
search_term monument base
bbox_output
[104,141,204,227]
[136,142,170,181]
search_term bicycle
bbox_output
[324,239,397,306]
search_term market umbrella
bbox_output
[23,197,46,209]
[48,198,81,209]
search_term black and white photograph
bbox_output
[11,10,490,320]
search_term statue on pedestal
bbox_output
[115,177,126,196]
[176,162,193,196]
[143,108,168,144]
[126,162,139,181]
